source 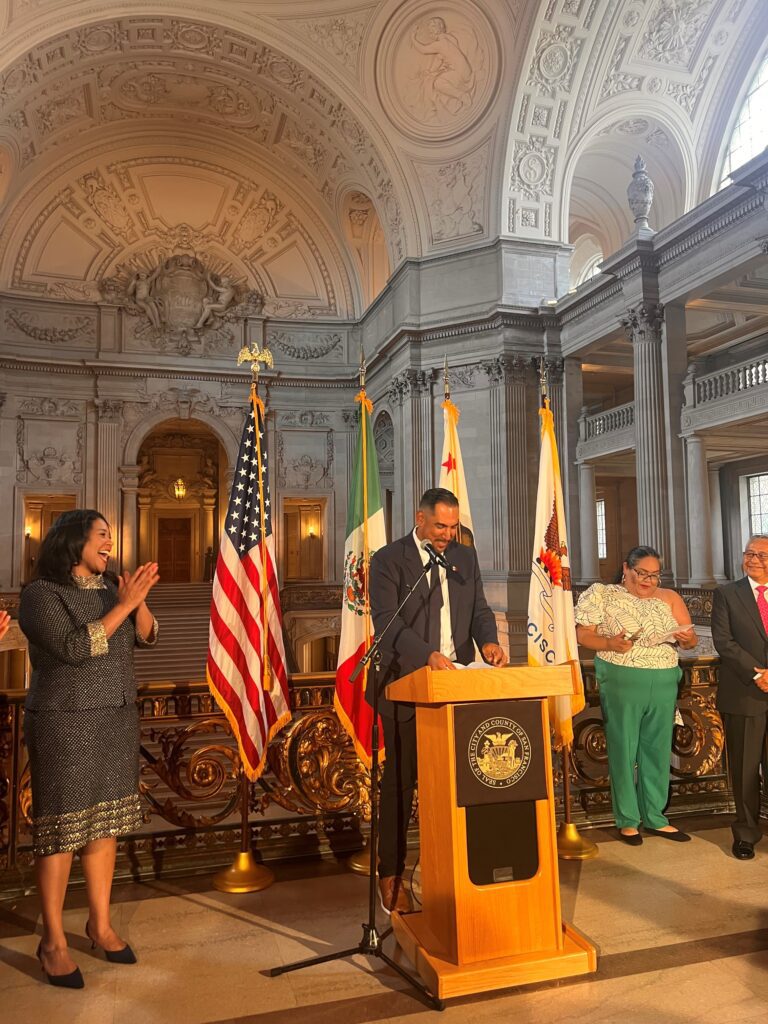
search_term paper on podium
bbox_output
[452,660,493,670]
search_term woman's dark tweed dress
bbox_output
[19,575,157,856]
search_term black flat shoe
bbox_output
[645,828,691,842]
[36,942,84,989]
[618,830,643,846]
[732,840,755,860]
[85,921,137,964]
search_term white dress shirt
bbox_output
[412,528,456,661]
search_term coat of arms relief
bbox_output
[100,254,263,356]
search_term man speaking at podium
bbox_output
[368,487,507,914]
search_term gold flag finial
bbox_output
[443,354,450,400]
[359,344,366,390]
[538,357,549,401]
[237,343,274,379]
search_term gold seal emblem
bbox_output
[468,716,532,789]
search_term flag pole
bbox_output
[348,346,374,876]
[537,358,598,861]
[214,340,278,893]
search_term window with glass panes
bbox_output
[748,474,768,535]
[720,53,768,187]
[596,498,607,560]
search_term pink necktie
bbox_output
[757,586,768,635]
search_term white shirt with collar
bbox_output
[412,527,456,661]
[747,574,768,603]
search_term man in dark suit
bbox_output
[368,487,507,913]
[711,534,768,860]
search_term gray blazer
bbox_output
[711,577,768,716]
[367,533,499,720]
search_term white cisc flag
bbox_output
[527,399,585,749]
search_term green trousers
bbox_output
[595,658,681,830]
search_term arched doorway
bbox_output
[136,418,226,582]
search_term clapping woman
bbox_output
[19,510,159,988]
[574,545,698,845]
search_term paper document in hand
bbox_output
[452,660,494,670]
[658,624,694,643]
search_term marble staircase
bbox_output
[134,582,212,683]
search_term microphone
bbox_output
[424,542,449,569]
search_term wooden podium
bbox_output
[386,665,597,999]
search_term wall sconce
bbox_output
[307,526,316,539]
[173,478,187,500]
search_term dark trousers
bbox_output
[377,713,418,878]
[723,711,768,844]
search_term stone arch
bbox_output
[560,106,694,266]
[340,189,391,309]
[123,409,240,468]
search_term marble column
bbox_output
[95,400,123,558]
[483,355,531,573]
[387,369,434,524]
[119,465,140,573]
[661,304,691,582]
[685,433,715,586]
[709,467,726,581]
[137,495,151,563]
[549,356,583,577]
[621,304,671,569]
[578,462,600,583]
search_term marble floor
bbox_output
[2,819,768,1024]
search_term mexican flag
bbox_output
[527,398,585,749]
[438,398,474,545]
[334,389,387,766]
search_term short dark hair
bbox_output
[35,509,109,585]
[419,488,459,512]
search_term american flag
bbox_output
[207,389,291,780]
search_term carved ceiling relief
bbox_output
[291,11,373,76]
[0,16,407,266]
[415,141,491,245]
[376,2,499,142]
[12,153,345,318]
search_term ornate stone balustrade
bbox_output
[682,352,768,432]
[576,401,636,460]
[0,659,730,896]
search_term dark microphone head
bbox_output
[425,542,449,569]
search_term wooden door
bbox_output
[157,518,192,582]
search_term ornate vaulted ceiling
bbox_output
[0,0,765,316]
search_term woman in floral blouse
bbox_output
[575,545,698,845]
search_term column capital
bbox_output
[386,368,435,406]
[480,354,528,386]
[621,303,664,343]
[95,398,123,422]
[119,464,140,491]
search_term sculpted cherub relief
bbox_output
[195,272,237,328]
[411,16,477,119]
[127,266,161,329]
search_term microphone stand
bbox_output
[269,555,444,1012]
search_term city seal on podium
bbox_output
[468,716,532,789]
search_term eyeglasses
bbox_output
[743,551,768,563]
[632,568,661,583]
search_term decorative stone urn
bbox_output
[627,155,654,231]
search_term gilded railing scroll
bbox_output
[0,658,734,893]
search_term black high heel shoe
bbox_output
[85,921,137,964]
[36,942,85,989]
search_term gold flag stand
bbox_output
[214,769,275,893]
[557,746,598,860]
[347,833,374,875]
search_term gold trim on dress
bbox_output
[72,573,107,590]
[86,620,109,656]
[32,794,143,856]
